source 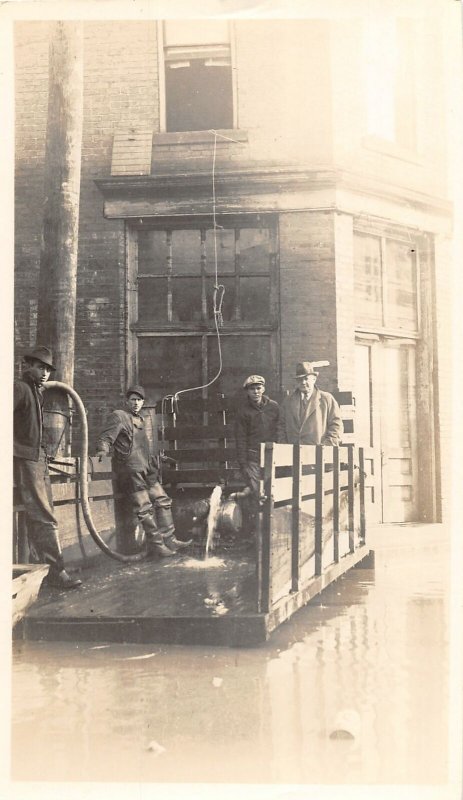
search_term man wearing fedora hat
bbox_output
[278,361,343,446]
[13,345,82,589]
[95,385,191,558]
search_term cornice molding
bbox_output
[94,165,452,226]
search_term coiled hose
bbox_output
[45,381,146,563]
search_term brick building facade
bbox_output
[14,17,455,524]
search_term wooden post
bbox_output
[258,442,275,613]
[315,445,324,576]
[347,445,355,553]
[359,447,366,544]
[291,444,301,592]
[333,446,340,563]
[36,22,84,454]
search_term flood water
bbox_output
[10,524,460,792]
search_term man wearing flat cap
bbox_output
[95,385,191,558]
[233,375,280,519]
[278,361,343,446]
[14,346,82,589]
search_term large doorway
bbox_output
[355,338,418,522]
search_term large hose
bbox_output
[45,381,146,563]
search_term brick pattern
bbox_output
[279,211,339,394]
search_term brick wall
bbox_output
[279,211,340,395]
[15,21,160,448]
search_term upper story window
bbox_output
[363,18,417,151]
[162,20,233,133]
[354,233,418,334]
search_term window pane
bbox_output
[205,228,235,274]
[172,278,203,323]
[138,230,168,275]
[206,277,236,322]
[240,277,270,322]
[164,20,229,47]
[386,240,417,330]
[207,334,274,399]
[138,278,167,323]
[138,336,203,402]
[171,229,201,275]
[166,61,233,132]
[240,228,271,273]
[354,234,383,326]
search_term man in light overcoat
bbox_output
[278,361,343,446]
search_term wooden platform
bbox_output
[20,543,373,647]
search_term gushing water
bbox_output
[205,485,223,558]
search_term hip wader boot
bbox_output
[155,505,192,552]
[140,513,174,558]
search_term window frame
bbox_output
[157,20,238,134]
[126,215,280,400]
[353,229,420,339]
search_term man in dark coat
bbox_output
[95,385,191,558]
[234,374,280,495]
[14,346,82,589]
[278,361,343,446]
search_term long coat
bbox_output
[14,372,44,460]
[278,387,343,446]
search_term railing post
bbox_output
[347,445,355,553]
[258,442,274,613]
[291,444,301,592]
[315,445,324,576]
[359,447,366,544]
[333,446,340,563]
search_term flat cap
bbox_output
[243,375,265,388]
[126,384,145,399]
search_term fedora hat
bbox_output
[126,384,145,400]
[296,360,330,377]
[243,374,265,389]
[24,345,56,371]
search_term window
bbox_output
[363,18,417,150]
[136,222,276,326]
[354,233,418,333]
[132,218,280,402]
[162,20,233,133]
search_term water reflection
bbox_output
[12,525,451,785]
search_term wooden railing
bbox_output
[12,456,132,563]
[257,443,373,613]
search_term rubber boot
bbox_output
[156,506,192,551]
[154,504,175,538]
[140,514,174,558]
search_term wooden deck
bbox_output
[13,392,375,647]
[20,542,373,647]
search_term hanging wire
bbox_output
[157,128,242,451]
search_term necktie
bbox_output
[300,392,309,419]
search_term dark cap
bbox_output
[243,374,265,389]
[126,384,145,400]
[24,346,56,371]
[296,360,330,378]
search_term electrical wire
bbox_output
[159,129,241,427]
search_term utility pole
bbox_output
[36,20,83,382]
[36,22,84,455]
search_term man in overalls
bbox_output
[95,385,191,558]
